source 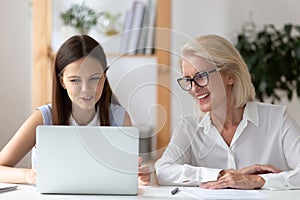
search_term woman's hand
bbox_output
[138,157,151,186]
[24,168,36,185]
[237,164,281,175]
[200,164,281,190]
[200,171,265,190]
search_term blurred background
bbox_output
[1,0,300,168]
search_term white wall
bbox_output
[171,0,300,132]
[107,56,158,159]
[0,0,32,167]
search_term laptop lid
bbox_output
[36,126,139,195]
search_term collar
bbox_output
[198,112,211,129]
[243,101,259,127]
[197,101,259,130]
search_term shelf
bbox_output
[107,53,157,58]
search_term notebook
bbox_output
[36,126,139,195]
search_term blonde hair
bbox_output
[180,34,255,108]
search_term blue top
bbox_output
[37,103,125,126]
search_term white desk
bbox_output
[0,185,300,200]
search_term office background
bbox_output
[1,0,300,168]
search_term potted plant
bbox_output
[235,22,300,103]
[97,11,122,36]
[60,2,100,35]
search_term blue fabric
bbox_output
[37,104,52,125]
[37,103,124,126]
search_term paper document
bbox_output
[180,187,269,199]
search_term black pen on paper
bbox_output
[171,187,179,195]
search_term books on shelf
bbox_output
[119,0,157,55]
[137,0,157,55]
[119,2,136,54]
[127,1,146,54]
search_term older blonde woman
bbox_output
[155,34,300,190]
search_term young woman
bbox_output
[0,35,150,185]
[155,34,300,190]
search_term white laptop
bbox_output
[36,126,139,195]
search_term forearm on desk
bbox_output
[0,165,31,184]
[155,162,222,186]
[260,167,300,190]
[155,142,222,186]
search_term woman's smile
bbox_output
[196,92,211,103]
[80,95,94,101]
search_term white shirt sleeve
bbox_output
[155,161,222,186]
[260,111,300,190]
[260,167,300,190]
[154,116,222,186]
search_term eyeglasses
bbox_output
[177,68,221,91]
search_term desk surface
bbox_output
[0,185,300,200]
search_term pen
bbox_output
[171,187,179,195]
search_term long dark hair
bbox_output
[52,35,112,125]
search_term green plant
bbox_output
[236,23,300,103]
[60,2,100,34]
[98,11,122,36]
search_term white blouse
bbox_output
[155,101,300,190]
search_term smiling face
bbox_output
[60,56,106,112]
[181,55,228,113]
